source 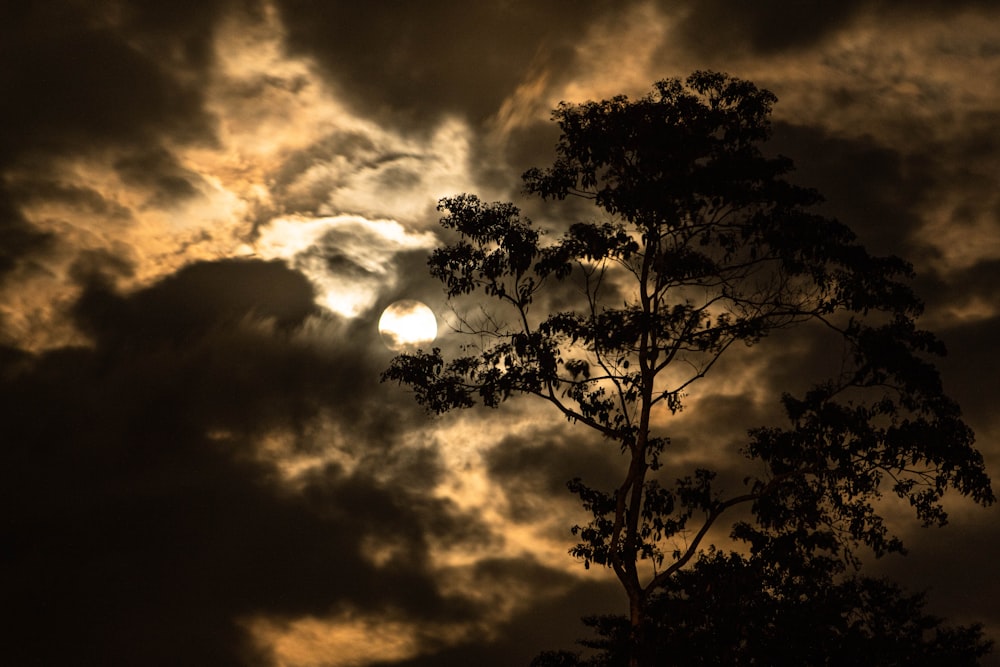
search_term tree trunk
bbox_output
[628,590,648,667]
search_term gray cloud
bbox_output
[370,568,622,667]
[0,1,230,288]
[1,259,497,665]
[663,0,998,58]
[0,7,217,161]
[0,190,52,283]
[114,148,207,206]
[271,0,616,126]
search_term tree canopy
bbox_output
[383,71,994,666]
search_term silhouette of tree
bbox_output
[383,72,994,666]
[530,548,993,666]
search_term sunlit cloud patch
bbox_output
[254,215,438,317]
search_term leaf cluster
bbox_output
[744,316,994,560]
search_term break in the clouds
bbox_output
[254,216,438,317]
[2,1,999,665]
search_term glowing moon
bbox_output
[378,300,438,351]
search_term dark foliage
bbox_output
[531,549,992,666]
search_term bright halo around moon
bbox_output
[378,300,438,351]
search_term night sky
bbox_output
[2,2,999,665]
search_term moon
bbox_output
[378,300,438,351]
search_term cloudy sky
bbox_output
[2,1,999,665]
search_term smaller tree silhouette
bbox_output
[531,548,993,666]
[383,72,994,666]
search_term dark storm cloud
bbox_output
[485,428,620,525]
[476,117,564,195]
[68,248,137,288]
[936,313,1000,439]
[0,0,235,284]
[0,190,52,280]
[767,122,932,257]
[763,114,1000,376]
[0,3,216,161]
[69,258,438,450]
[73,259,316,345]
[376,164,424,192]
[664,0,998,57]
[922,259,1000,312]
[109,0,242,71]
[371,561,621,667]
[114,148,207,205]
[272,0,617,125]
[11,180,134,221]
[669,0,858,55]
[868,507,1000,632]
[1,258,495,665]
